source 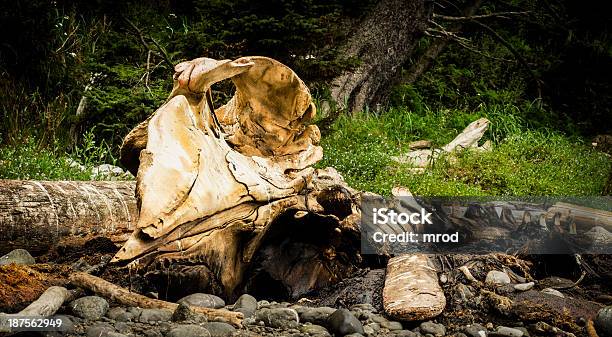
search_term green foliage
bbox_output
[0,129,120,180]
[0,138,90,181]
[318,106,610,196]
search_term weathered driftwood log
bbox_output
[69,272,243,327]
[0,286,72,333]
[383,254,446,321]
[112,56,363,300]
[392,117,491,173]
[0,180,137,255]
[14,286,71,316]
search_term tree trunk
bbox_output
[0,180,137,255]
[328,0,427,113]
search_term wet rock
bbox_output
[420,321,445,337]
[0,249,35,266]
[202,322,235,337]
[144,330,164,337]
[513,282,534,291]
[70,296,109,320]
[52,315,75,334]
[463,324,487,337]
[363,324,375,336]
[494,326,523,337]
[86,323,115,337]
[167,324,211,337]
[345,334,365,337]
[351,303,377,312]
[178,293,225,309]
[233,294,257,318]
[595,305,612,337]
[172,303,207,323]
[540,288,564,298]
[381,320,403,330]
[394,330,418,337]
[485,271,511,285]
[300,324,331,336]
[255,307,299,329]
[114,321,130,334]
[298,306,336,325]
[107,333,128,337]
[364,322,380,332]
[127,306,142,315]
[138,308,173,322]
[107,307,130,321]
[327,308,364,336]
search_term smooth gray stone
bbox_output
[202,322,235,337]
[233,294,257,318]
[255,307,299,329]
[595,306,612,337]
[178,293,225,309]
[420,321,446,337]
[327,308,364,336]
[485,271,511,285]
[70,296,109,320]
[0,249,35,266]
[166,324,211,337]
[137,308,173,322]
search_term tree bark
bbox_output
[0,180,137,255]
[328,0,427,113]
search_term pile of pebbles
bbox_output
[36,289,612,337]
[2,249,611,337]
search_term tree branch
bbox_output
[121,16,174,69]
[471,20,543,99]
[433,11,530,22]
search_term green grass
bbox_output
[2,104,609,196]
[317,105,610,196]
[0,130,122,181]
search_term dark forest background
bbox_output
[0,0,610,195]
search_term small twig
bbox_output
[145,50,152,93]
[433,11,530,22]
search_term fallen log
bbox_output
[14,286,71,316]
[383,254,446,321]
[391,118,491,173]
[0,180,137,255]
[68,272,243,327]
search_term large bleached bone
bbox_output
[111,56,361,299]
